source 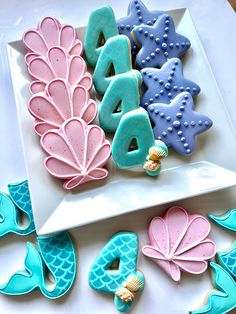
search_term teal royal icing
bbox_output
[99,70,142,132]
[217,242,236,280]
[190,262,236,314]
[89,232,145,312]
[112,108,168,176]
[209,209,236,232]
[84,5,118,67]
[93,35,132,95]
[0,231,76,299]
[0,180,35,236]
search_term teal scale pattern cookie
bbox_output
[89,232,144,312]
[0,232,76,299]
[0,180,35,237]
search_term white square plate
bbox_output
[7,8,236,235]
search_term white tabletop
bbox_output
[0,0,236,313]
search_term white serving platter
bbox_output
[7,8,236,235]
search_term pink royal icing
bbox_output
[28,47,92,94]
[28,78,97,136]
[23,16,82,60]
[142,206,216,282]
[41,118,111,189]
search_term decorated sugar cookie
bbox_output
[117,0,164,57]
[209,209,236,232]
[190,244,236,314]
[41,118,111,189]
[142,206,216,282]
[112,108,168,176]
[23,16,83,61]
[0,181,35,237]
[89,232,145,312]
[147,92,213,156]
[28,48,92,94]
[141,58,200,107]
[0,232,76,299]
[218,242,236,280]
[28,78,97,136]
[99,70,142,132]
[93,35,132,95]
[132,14,191,69]
[84,6,118,66]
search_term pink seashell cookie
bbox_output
[23,16,82,60]
[28,47,92,94]
[28,78,97,136]
[41,118,111,189]
[142,206,216,281]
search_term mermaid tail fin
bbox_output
[8,180,35,235]
[38,231,76,298]
[190,262,236,314]
[0,242,44,295]
[217,242,236,280]
[209,209,236,232]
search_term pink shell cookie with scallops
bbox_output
[23,16,83,62]
[28,78,97,136]
[142,206,216,281]
[41,118,111,190]
[27,47,92,94]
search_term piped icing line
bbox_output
[131,13,191,69]
[28,78,97,136]
[0,231,76,299]
[0,181,35,237]
[117,0,165,57]
[147,92,213,156]
[23,16,83,61]
[190,262,236,314]
[142,206,216,282]
[28,47,92,94]
[141,58,200,107]
[41,118,111,189]
[23,17,92,95]
[209,209,236,232]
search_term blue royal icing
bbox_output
[147,92,213,156]
[117,0,164,57]
[132,14,191,69]
[141,58,200,107]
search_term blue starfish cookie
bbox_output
[117,0,164,57]
[141,58,200,107]
[132,14,191,69]
[147,92,213,156]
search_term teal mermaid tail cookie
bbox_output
[190,262,236,314]
[209,209,236,232]
[0,232,76,299]
[38,232,76,298]
[0,180,35,237]
[89,232,144,312]
[217,242,236,281]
